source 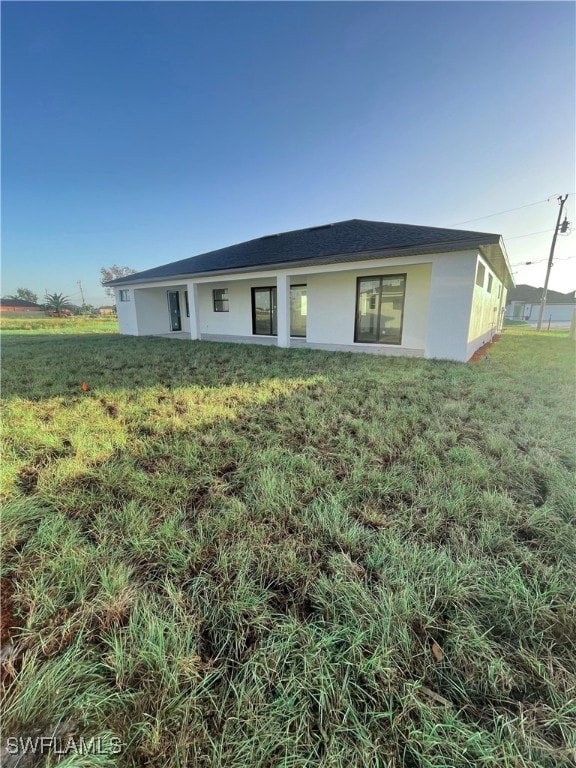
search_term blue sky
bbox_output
[2,1,574,306]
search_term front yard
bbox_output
[1,328,575,767]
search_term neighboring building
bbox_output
[505,284,576,324]
[0,299,44,317]
[98,306,117,316]
[106,219,514,362]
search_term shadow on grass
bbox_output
[0,331,442,401]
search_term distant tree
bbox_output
[43,292,72,313]
[5,287,38,304]
[100,265,137,298]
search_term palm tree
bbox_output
[44,292,72,314]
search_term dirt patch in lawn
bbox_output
[1,578,22,687]
[468,334,502,363]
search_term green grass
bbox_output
[503,318,531,327]
[1,328,575,767]
[0,316,118,334]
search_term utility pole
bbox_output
[537,194,568,331]
[77,280,86,309]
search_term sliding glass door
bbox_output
[252,287,277,335]
[251,285,308,337]
[355,275,406,344]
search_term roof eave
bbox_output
[478,237,515,290]
[106,238,500,287]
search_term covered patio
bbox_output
[118,256,442,357]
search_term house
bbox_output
[98,306,117,316]
[505,284,576,325]
[0,299,44,317]
[107,219,514,362]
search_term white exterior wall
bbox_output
[466,255,506,357]
[114,248,509,361]
[115,289,138,335]
[194,266,430,353]
[426,252,477,360]
[528,303,575,323]
[305,264,430,353]
[197,280,264,336]
[132,285,190,336]
[506,301,576,323]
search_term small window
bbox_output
[487,274,493,293]
[213,288,229,312]
[119,289,130,302]
[185,291,190,317]
[498,284,502,298]
[475,263,486,288]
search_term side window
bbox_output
[213,288,229,312]
[487,274,493,293]
[475,263,486,288]
[119,289,130,302]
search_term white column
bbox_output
[186,282,200,340]
[276,273,290,348]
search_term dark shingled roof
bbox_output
[107,218,503,285]
[0,298,42,308]
[507,284,576,304]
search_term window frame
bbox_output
[119,289,130,302]
[487,274,493,294]
[354,273,407,346]
[290,284,307,338]
[213,288,229,313]
[251,286,277,336]
[475,263,486,288]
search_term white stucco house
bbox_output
[505,284,576,325]
[107,219,513,362]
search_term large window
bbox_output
[290,285,307,337]
[354,275,406,345]
[252,287,277,335]
[213,288,229,312]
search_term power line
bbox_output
[511,254,575,269]
[449,193,575,227]
[450,199,551,226]
[505,228,555,240]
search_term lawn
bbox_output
[0,315,119,335]
[503,318,531,327]
[1,327,575,767]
